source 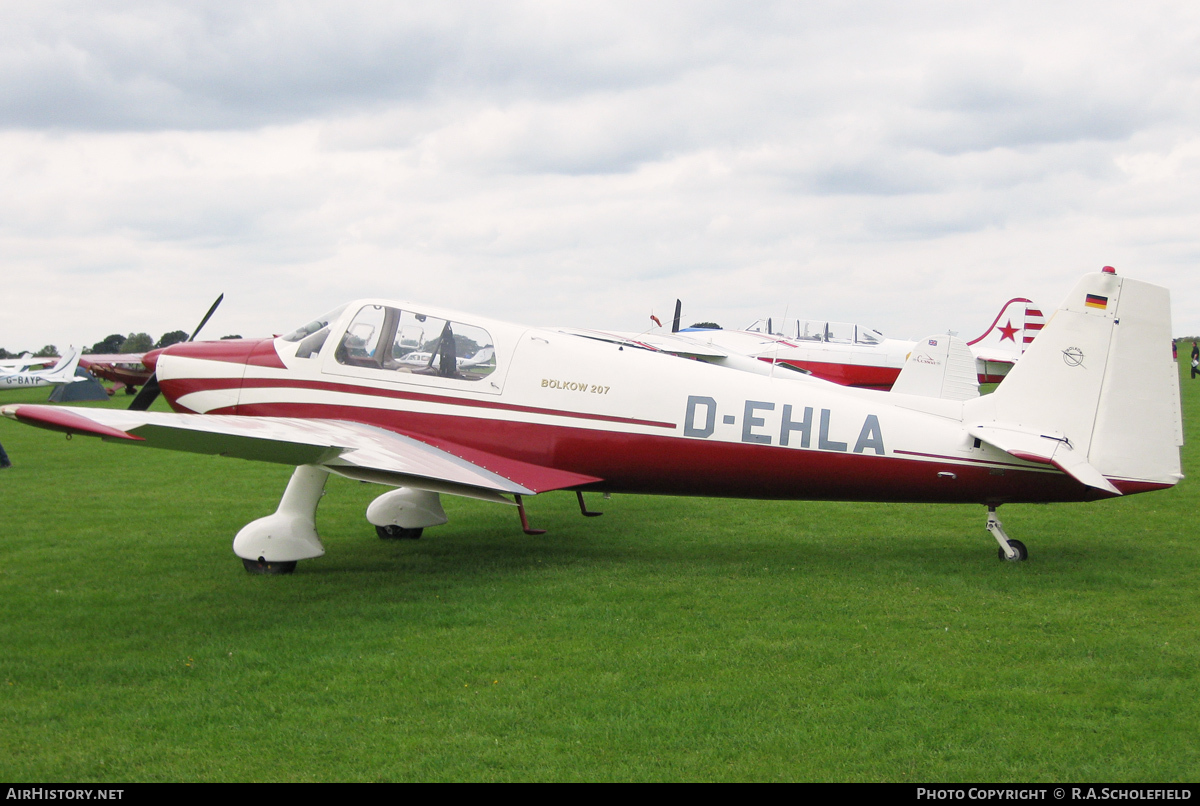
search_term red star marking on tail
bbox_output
[998,320,1019,342]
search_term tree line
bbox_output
[0,331,243,360]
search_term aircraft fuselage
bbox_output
[151,300,1113,507]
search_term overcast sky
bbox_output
[2,1,1198,353]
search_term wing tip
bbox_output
[3,404,145,441]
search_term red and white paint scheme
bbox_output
[2,269,1183,572]
[668,297,1046,390]
[967,298,1046,383]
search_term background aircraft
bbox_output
[78,354,152,395]
[670,297,1045,390]
[0,346,83,389]
[2,269,1181,575]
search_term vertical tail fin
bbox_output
[46,346,82,381]
[967,297,1045,359]
[891,334,980,401]
[965,270,1182,490]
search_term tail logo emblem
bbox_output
[1062,346,1085,367]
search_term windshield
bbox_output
[282,305,349,342]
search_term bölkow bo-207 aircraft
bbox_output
[1,268,1183,574]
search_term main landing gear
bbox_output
[986,505,1028,562]
[367,487,446,541]
[235,465,330,574]
[233,469,609,573]
[376,525,423,540]
[242,557,298,575]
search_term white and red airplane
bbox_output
[665,298,1046,390]
[1,268,1182,574]
[78,354,152,395]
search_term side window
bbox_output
[449,322,496,380]
[825,322,855,344]
[390,310,495,381]
[336,305,392,368]
[795,320,824,341]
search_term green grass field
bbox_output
[0,366,1197,782]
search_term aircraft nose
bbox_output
[142,348,164,372]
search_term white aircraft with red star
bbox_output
[1,268,1182,574]
[652,297,1045,391]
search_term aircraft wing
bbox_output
[79,353,147,365]
[0,356,55,372]
[1,404,601,504]
[557,327,731,358]
[969,348,1019,365]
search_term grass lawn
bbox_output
[0,364,1196,782]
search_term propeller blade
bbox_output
[130,293,224,411]
[189,293,224,342]
[672,299,682,333]
[128,375,160,411]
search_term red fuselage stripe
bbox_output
[772,360,900,391]
[163,376,678,430]
[209,397,1108,505]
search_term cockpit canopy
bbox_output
[284,303,496,381]
[745,318,885,346]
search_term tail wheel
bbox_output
[998,539,1028,562]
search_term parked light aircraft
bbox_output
[0,347,84,390]
[78,354,152,394]
[1,269,1182,575]
[669,298,1045,390]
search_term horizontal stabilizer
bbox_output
[969,423,1120,495]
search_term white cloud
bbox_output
[2,1,1199,355]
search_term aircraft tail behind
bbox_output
[967,297,1045,360]
[44,346,83,382]
[964,270,1183,491]
[892,334,980,401]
